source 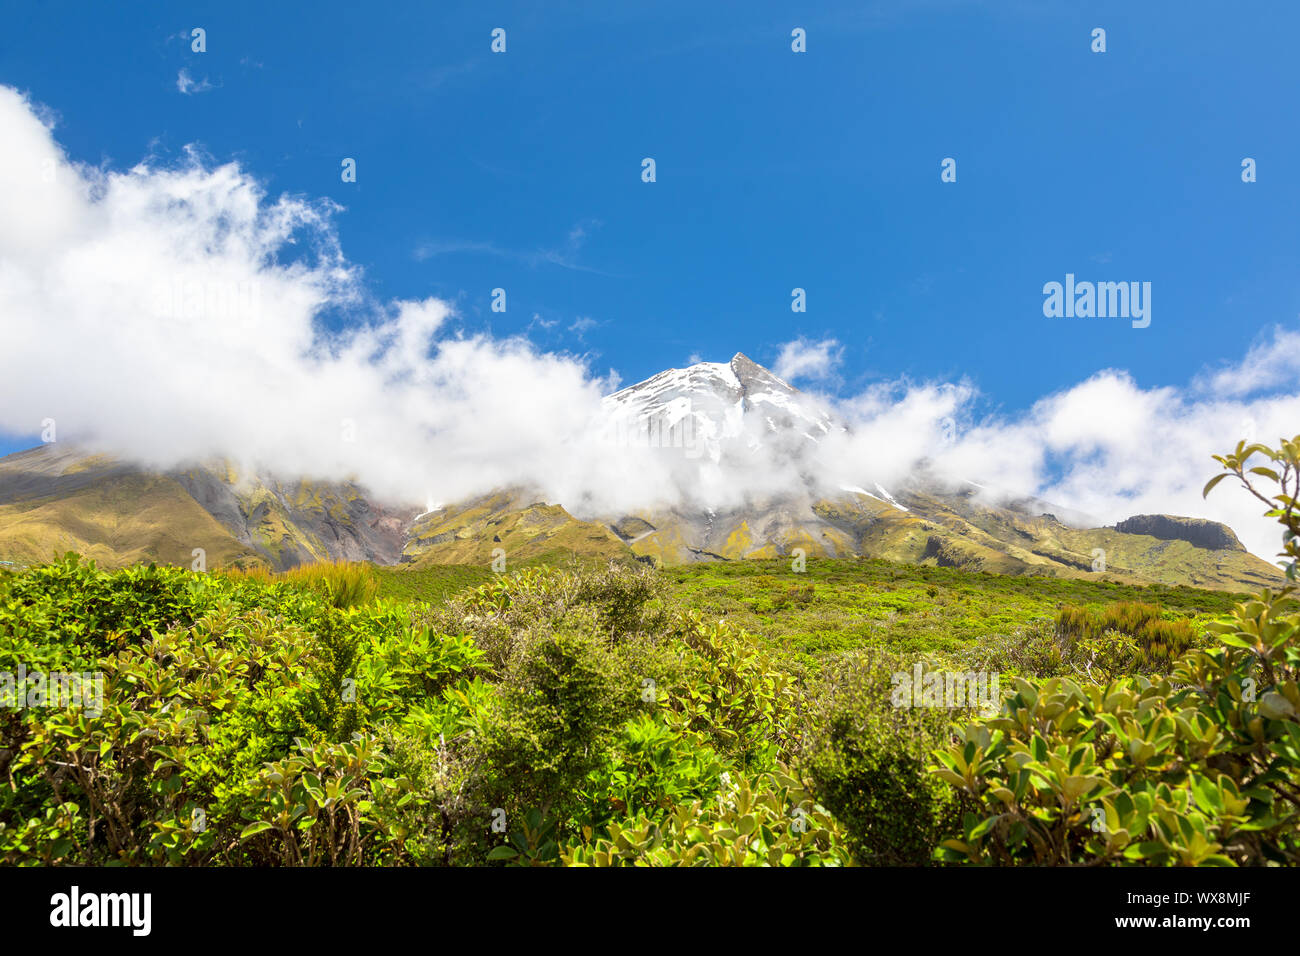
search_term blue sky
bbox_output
[0,0,1297,463]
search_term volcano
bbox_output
[0,353,1283,591]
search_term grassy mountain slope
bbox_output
[614,488,1283,591]
[0,445,412,572]
[0,472,264,569]
[402,491,632,567]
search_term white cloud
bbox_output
[569,316,598,337]
[926,362,1300,563]
[773,337,843,383]
[0,85,1294,564]
[1197,326,1300,398]
[176,70,215,95]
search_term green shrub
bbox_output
[0,561,481,865]
[800,651,962,865]
[2,554,212,655]
[469,627,632,861]
[562,766,852,867]
[771,584,816,611]
[666,611,799,768]
[432,563,670,671]
[931,665,1294,866]
[932,435,1300,866]
[236,735,416,866]
[1,556,815,867]
[584,713,725,825]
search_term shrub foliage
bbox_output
[931,435,1300,866]
[2,434,1297,866]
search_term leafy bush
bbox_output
[431,563,670,671]
[236,736,417,866]
[666,611,800,768]
[2,554,211,655]
[445,573,815,866]
[585,713,725,825]
[931,436,1300,866]
[0,560,482,865]
[469,627,632,857]
[800,651,962,865]
[562,766,851,867]
[771,584,816,611]
[931,666,1295,865]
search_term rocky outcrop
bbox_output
[1113,514,1243,552]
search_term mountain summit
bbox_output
[602,352,834,465]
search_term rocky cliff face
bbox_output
[1113,514,1244,552]
[169,467,416,570]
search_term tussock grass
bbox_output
[222,559,378,608]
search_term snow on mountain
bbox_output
[601,352,836,464]
[840,483,911,513]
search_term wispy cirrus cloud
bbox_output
[176,69,217,95]
[413,218,615,274]
[569,316,599,339]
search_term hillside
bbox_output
[402,490,629,567]
[0,445,413,571]
[373,554,1244,664]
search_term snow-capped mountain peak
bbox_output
[601,353,835,461]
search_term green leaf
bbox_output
[1202,473,1230,498]
[239,821,273,840]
